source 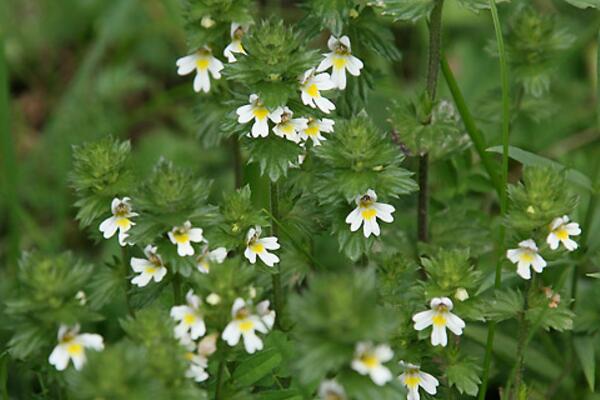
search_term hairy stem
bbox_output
[172,272,182,304]
[231,136,243,189]
[121,246,135,316]
[270,181,284,328]
[215,357,226,400]
[479,1,510,398]
[418,0,444,243]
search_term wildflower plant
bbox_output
[3,0,600,399]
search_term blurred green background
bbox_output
[1,0,600,397]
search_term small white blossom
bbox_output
[300,117,334,146]
[196,245,227,273]
[318,379,347,400]
[299,68,336,113]
[317,35,364,90]
[200,16,215,28]
[168,221,205,257]
[256,300,276,331]
[244,226,280,267]
[185,333,218,382]
[223,22,248,62]
[75,290,87,306]
[351,342,393,386]
[206,293,221,305]
[454,288,469,302]
[222,298,271,354]
[412,297,465,347]
[176,47,224,93]
[99,197,137,246]
[48,324,104,371]
[171,289,207,341]
[236,94,284,138]
[547,215,581,251]
[272,107,309,144]
[506,239,547,280]
[130,245,167,287]
[398,362,439,400]
[345,189,395,238]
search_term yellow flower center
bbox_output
[361,208,377,220]
[234,40,244,52]
[145,266,157,274]
[183,313,196,325]
[404,374,420,389]
[306,83,319,98]
[250,242,265,253]
[281,123,295,134]
[196,58,210,70]
[66,342,83,356]
[360,354,379,368]
[332,56,347,70]
[253,107,269,120]
[555,228,569,240]
[432,313,446,327]
[184,352,195,361]
[173,232,189,244]
[304,124,319,136]
[238,319,254,332]
[519,251,534,263]
[116,217,131,229]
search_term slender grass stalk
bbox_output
[0,33,19,272]
[270,181,284,328]
[417,0,444,243]
[172,272,182,304]
[215,356,226,399]
[441,57,503,198]
[479,1,511,398]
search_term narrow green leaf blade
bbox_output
[573,336,596,391]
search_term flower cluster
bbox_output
[506,215,581,280]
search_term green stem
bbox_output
[215,358,226,399]
[121,246,135,316]
[441,57,503,198]
[0,33,19,272]
[231,136,243,189]
[418,0,444,243]
[479,1,510,398]
[172,272,182,304]
[270,181,284,328]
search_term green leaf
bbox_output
[484,289,524,322]
[573,336,596,391]
[456,0,510,12]
[446,357,482,396]
[379,0,435,22]
[563,0,600,8]
[232,348,283,387]
[487,145,594,192]
[244,136,304,182]
[254,389,303,400]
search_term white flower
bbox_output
[171,289,207,341]
[272,107,308,144]
[244,226,280,267]
[223,22,248,62]
[299,68,336,113]
[176,47,224,93]
[196,245,227,273]
[222,298,270,354]
[506,239,547,280]
[236,94,284,138]
[300,117,334,146]
[168,221,205,256]
[547,215,581,251]
[206,293,221,305]
[75,290,87,306]
[398,362,439,400]
[351,342,393,386]
[185,333,217,382]
[345,189,395,238]
[454,288,469,302]
[130,245,168,287]
[256,300,276,331]
[318,379,347,400]
[317,35,364,90]
[413,297,465,347]
[48,324,104,371]
[99,197,138,246]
